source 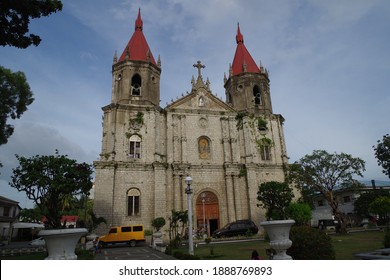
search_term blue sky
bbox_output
[1,0,389,208]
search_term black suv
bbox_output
[212,220,258,238]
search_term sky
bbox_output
[1,0,389,208]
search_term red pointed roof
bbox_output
[231,23,259,75]
[118,9,157,65]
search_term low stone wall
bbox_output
[0,246,46,257]
[355,248,390,260]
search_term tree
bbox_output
[0,0,63,49]
[369,196,390,225]
[373,134,390,179]
[168,210,188,242]
[9,151,93,229]
[288,150,365,234]
[257,181,294,220]
[285,202,312,226]
[0,0,63,154]
[19,207,43,223]
[354,189,390,219]
[0,66,34,145]
[152,217,166,232]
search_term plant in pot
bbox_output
[151,217,166,249]
[9,150,94,259]
[257,181,295,260]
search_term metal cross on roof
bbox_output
[193,60,205,78]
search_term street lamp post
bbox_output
[185,176,194,255]
[201,192,206,237]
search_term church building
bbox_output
[93,10,289,235]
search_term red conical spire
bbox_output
[135,8,143,31]
[231,23,259,75]
[118,9,157,65]
[236,23,243,44]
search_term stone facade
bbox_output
[93,12,289,235]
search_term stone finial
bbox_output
[243,60,247,72]
[146,49,150,62]
[259,60,264,73]
[113,50,118,64]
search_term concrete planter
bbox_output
[39,228,88,260]
[152,231,163,248]
[260,219,295,260]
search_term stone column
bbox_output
[180,115,187,162]
[153,162,166,218]
[172,115,181,163]
[225,174,236,222]
[221,118,232,163]
[233,174,248,219]
[242,116,254,163]
[173,174,181,211]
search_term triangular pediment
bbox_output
[166,85,234,113]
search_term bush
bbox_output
[152,217,166,232]
[257,181,294,220]
[287,226,335,260]
[285,202,312,225]
[384,227,390,248]
[173,251,201,260]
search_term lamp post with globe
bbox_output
[185,176,194,255]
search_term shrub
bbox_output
[152,217,166,232]
[384,227,390,248]
[285,202,312,225]
[287,226,335,260]
[257,181,294,220]
[173,251,201,260]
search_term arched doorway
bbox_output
[196,191,219,236]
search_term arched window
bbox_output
[260,145,271,161]
[129,135,141,159]
[127,188,140,216]
[131,74,142,96]
[198,136,211,159]
[253,85,262,105]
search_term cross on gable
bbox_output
[193,60,205,78]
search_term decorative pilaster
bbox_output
[225,174,236,222]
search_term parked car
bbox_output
[29,237,45,246]
[318,219,338,230]
[212,220,258,238]
[99,224,145,247]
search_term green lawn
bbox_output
[331,230,385,259]
[1,230,385,260]
[173,230,386,260]
[0,247,94,260]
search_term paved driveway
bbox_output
[94,244,175,260]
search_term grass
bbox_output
[331,230,385,259]
[172,230,386,260]
[0,247,94,260]
[1,230,385,260]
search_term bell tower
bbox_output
[224,23,272,116]
[111,9,161,107]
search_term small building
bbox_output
[311,180,390,227]
[42,215,79,228]
[0,196,21,242]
